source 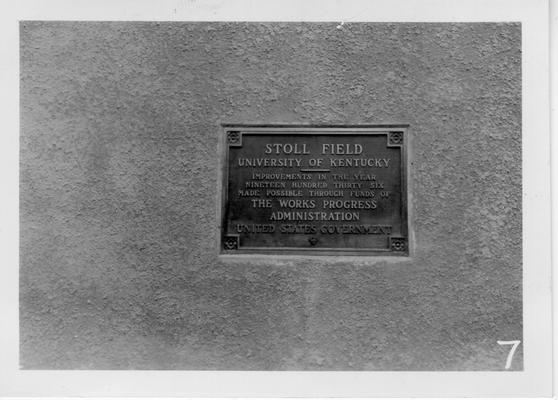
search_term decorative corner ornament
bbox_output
[388,131,403,147]
[223,235,240,250]
[227,130,242,147]
[389,237,406,252]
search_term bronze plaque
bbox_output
[220,125,409,255]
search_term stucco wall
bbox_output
[20,22,522,370]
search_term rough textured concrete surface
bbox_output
[20,22,522,370]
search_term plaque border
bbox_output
[219,124,410,256]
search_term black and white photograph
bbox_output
[0,0,553,398]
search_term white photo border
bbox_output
[0,0,551,397]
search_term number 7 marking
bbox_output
[497,340,521,369]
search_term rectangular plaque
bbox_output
[220,125,409,255]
